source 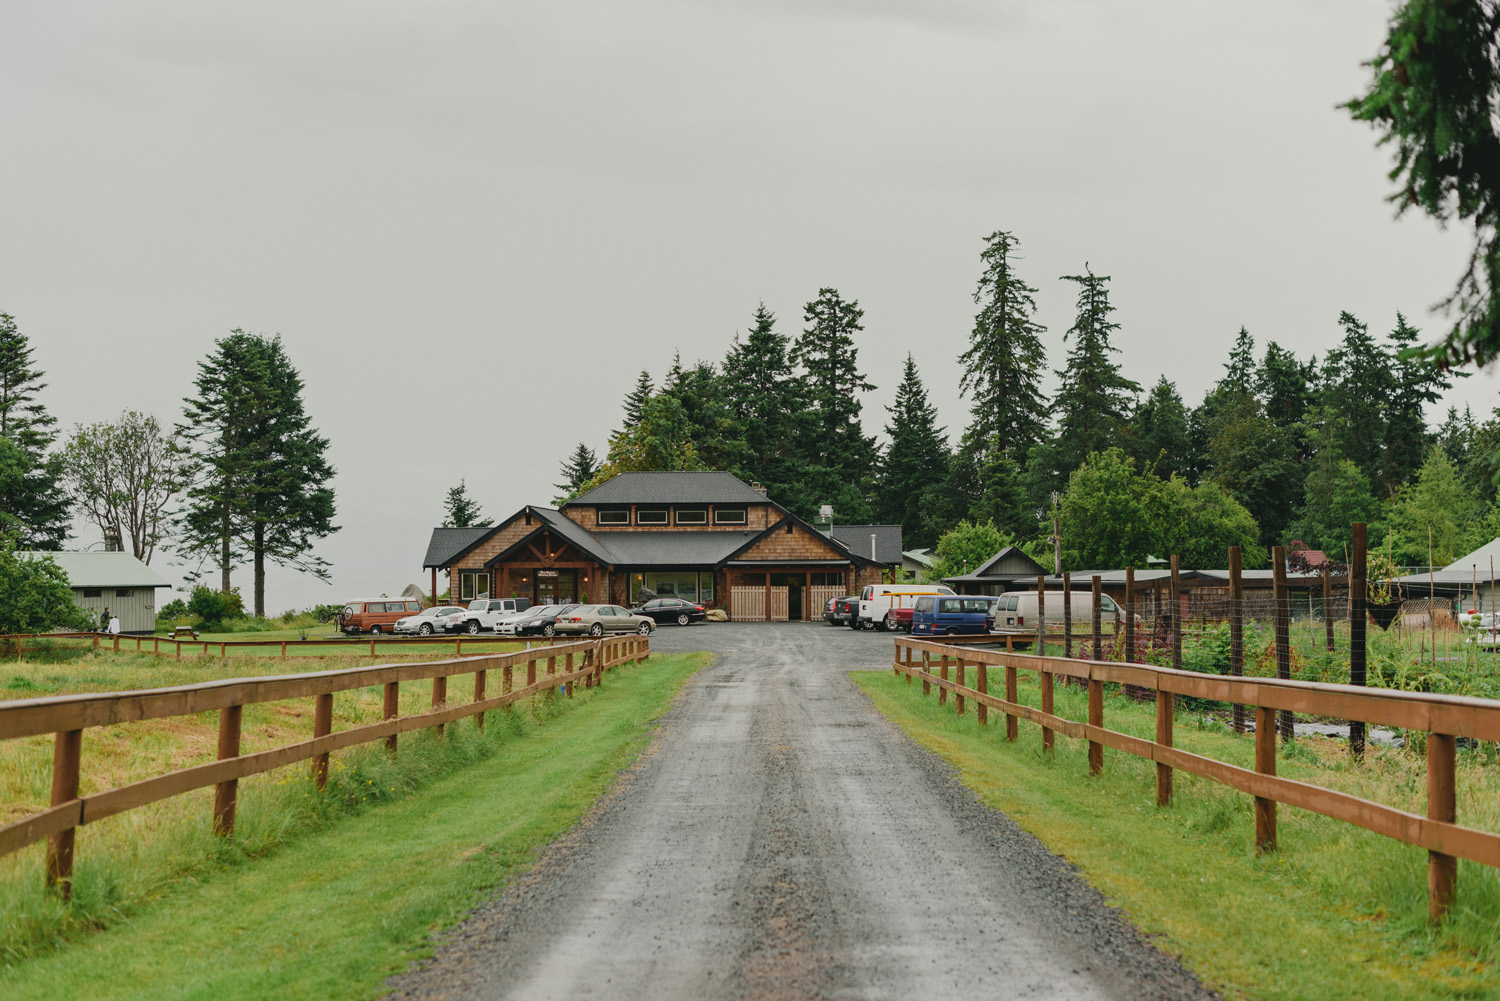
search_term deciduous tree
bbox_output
[60,411,184,562]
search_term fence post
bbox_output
[1063,571,1073,659]
[1350,523,1368,758]
[312,692,333,789]
[1040,664,1054,752]
[474,668,487,730]
[1124,566,1136,664]
[46,728,83,897]
[955,657,966,716]
[1323,567,1335,652]
[527,653,538,690]
[1155,688,1173,807]
[564,652,574,697]
[976,661,988,726]
[213,704,242,835]
[1088,673,1104,776]
[1091,575,1103,657]
[1170,555,1182,671]
[1036,575,1046,656]
[921,650,931,697]
[280,641,287,658]
[1006,662,1019,741]
[1428,731,1457,922]
[1254,705,1277,852]
[432,675,448,737]
[939,654,949,707]
[1230,546,1245,733]
[1272,545,1293,743]
[384,680,399,753]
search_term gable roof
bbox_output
[973,545,1049,578]
[1397,537,1500,586]
[828,524,903,566]
[902,548,935,567]
[22,551,172,589]
[423,527,494,569]
[564,471,772,507]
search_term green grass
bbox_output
[0,651,707,999]
[854,669,1500,1001]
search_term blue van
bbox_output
[910,594,997,636]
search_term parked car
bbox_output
[855,584,956,631]
[394,605,469,636]
[823,595,857,626]
[630,597,706,626]
[338,599,424,635]
[911,595,998,636]
[498,603,580,637]
[554,604,656,637]
[452,597,533,634]
[988,590,1125,632]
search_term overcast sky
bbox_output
[3,1,1495,611]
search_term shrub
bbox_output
[0,541,94,634]
[186,586,245,632]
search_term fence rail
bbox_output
[890,635,1498,922]
[0,630,561,659]
[0,634,649,896]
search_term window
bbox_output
[636,508,668,525]
[459,572,490,602]
[116,588,134,598]
[714,508,746,525]
[674,508,707,525]
[916,596,934,613]
[83,588,102,598]
[939,598,961,613]
[598,508,629,526]
[405,601,421,612]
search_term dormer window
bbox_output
[598,508,629,526]
[714,507,747,525]
[675,508,707,525]
[636,507,669,526]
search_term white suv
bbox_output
[453,598,533,634]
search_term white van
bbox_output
[856,584,956,631]
[992,590,1124,631]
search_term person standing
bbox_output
[107,613,121,635]
[99,606,111,632]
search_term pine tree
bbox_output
[1128,377,1192,480]
[722,304,815,510]
[1321,311,1394,489]
[875,355,950,548]
[793,288,878,485]
[1289,407,1383,552]
[617,371,654,436]
[443,479,490,527]
[657,358,748,474]
[1053,266,1141,475]
[1383,312,1457,490]
[958,230,1048,463]
[1221,326,1257,393]
[554,444,599,504]
[1257,341,1318,428]
[0,313,68,548]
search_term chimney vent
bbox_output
[104,528,123,552]
[750,481,767,495]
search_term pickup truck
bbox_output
[452,598,533,634]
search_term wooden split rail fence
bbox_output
[0,631,564,659]
[891,635,1500,922]
[0,634,649,897]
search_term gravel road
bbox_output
[385,623,1216,1001]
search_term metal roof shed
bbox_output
[22,551,172,634]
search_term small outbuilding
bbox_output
[25,551,173,634]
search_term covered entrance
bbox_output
[728,568,851,622]
[534,569,579,605]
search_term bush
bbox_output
[0,541,94,634]
[186,586,245,632]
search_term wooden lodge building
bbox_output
[422,471,899,622]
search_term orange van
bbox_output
[337,598,424,635]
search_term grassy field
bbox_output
[0,643,704,993]
[855,668,1500,1001]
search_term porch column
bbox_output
[430,568,437,605]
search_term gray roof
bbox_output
[423,527,492,568]
[21,551,171,589]
[565,471,772,507]
[828,524,903,565]
[600,531,757,567]
[971,545,1049,579]
[1397,538,1500,586]
[532,508,619,564]
[902,548,935,567]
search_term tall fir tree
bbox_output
[1257,341,1318,429]
[1127,377,1192,480]
[721,304,816,511]
[554,443,599,504]
[1383,312,1457,490]
[793,288,878,503]
[875,355,951,548]
[1053,266,1141,476]
[442,479,490,527]
[0,313,68,549]
[958,230,1048,463]
[1320,311,1395,489]
[617,370,654,436]
[1221,326,1257,393]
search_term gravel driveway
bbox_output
[385,623,1216,1001]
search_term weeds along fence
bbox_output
[0,631,563,660]
[0,634,649,898]
[890,634,1499,922]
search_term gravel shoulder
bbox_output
[385,623,1217,1001]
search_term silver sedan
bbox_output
[553,604,655,637]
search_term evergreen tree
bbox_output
[958,230,1048,461]
[658,357,748,474]
[1221,326,1257,393]
[0,313,68,548]
[1053,266,1141,475]
[1383,312,1457,489]
[443,479,490,527]
[554,443,599,504]
[875,355,951,548]
[1386,444,1482,566]
[1289,407,1383,553]
[793,287,878,487]
[1320,311,1394,489]
[1127,377,1192,480]
[177,332,338,615]
[1257,341,1318,429]
[617,370,654,436]
[1197,387,1300,545]
[721,304,815,510]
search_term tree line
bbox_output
[0,315,337,617]
[550,229,1498,574]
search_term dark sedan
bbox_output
[824,595,857,626]
[506,603,581,637]
[630,597,707,626]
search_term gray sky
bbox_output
[3,1,1495,611]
